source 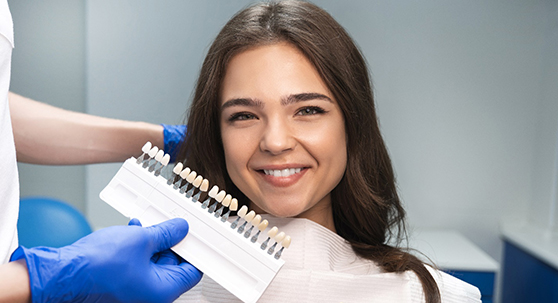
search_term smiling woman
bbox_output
[220,43,346,229]
[176,1,480,302]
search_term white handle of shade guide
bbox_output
[99,157,286,303]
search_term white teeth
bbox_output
[263,168,302,177]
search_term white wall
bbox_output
[530,0,558,232]
[324,0,548,261]
[10,0,557,264]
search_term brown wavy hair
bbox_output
[177,1,440,302]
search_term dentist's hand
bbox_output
[11,218,202,303]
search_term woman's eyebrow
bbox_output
[221,93,332,110]
[282,93,333,105]
[221,98,264,110]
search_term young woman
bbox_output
[177,1,480,302]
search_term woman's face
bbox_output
[219,42,347,229]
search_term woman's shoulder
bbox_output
[406,266,482,303]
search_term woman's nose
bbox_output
[259,119,296,155]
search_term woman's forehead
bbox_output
[220,42,333,105]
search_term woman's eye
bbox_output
[228,112,256,122]
[296,106,326,116]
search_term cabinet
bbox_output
[410,229,499,303]
[501,223,558,302]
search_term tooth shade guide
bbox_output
[230,204,248,230]
[148,151,164,172]
[185,176,201,198]
[258,220,269,231]
[207,190,223,214]
[133,144,292,258]
[167,162,183,185]
[260,226,278,250]
[237,210,255,234]
[220,197,236,222]
[179,182,189,194]
[213,193,231,217]
[102,151,287,303]
[201,185,218,209]
[190,175,202,187]
[136,144,292,255]
[274,231,286,243]
[267,242,278,255]
[173,162,184,175]
[148,146,159,158]
[251,215,262,227]
[132,145,288,253]
[154,154,171,176]
[179,167,192,179]
[215,190,226,203]
[154,150,164,161]
[141,141,152,153]
[174,178,185,190]
[192,179,210,203]
[281,235,292,249]
[208,191,225,213]
[186,184,196,198]
[143,146,159,168]
[168,162,184,185]
[179,171,196,194]
[208,185,219,198]
[136,141,152,164]
[274,236,291,260]
[175,168,189,189]
[250,219,267,243]
[186,171,197,183]
[237,205,248,218]
[244,215,261,238]
[160,154,170,166]
[221,194,232,207]
[244,211,256,222]
[229,198,238,211]
[267,226,278,238]
[200,179,209,192]
[267,232,287,255]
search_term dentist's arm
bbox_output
[8,92,165,165]
[0,260,31,303]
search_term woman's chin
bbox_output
[249,199,313,218]
[262,206,306,218]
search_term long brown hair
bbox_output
[177,1,440,302]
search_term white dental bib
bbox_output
[176,215,480,303]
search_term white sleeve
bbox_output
[0,0,20,264]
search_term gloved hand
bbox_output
[161,124,186,163]
[10,218,202,303]
[127,218,183,266]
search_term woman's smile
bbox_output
[257,165,308,187]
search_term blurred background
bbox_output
[8,1,558,301]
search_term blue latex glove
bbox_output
[10,218,202,303]
[128,218,183,266]
[161,124,186,163]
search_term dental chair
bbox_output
[17,196,93,248]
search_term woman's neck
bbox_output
[249,200,336,233]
